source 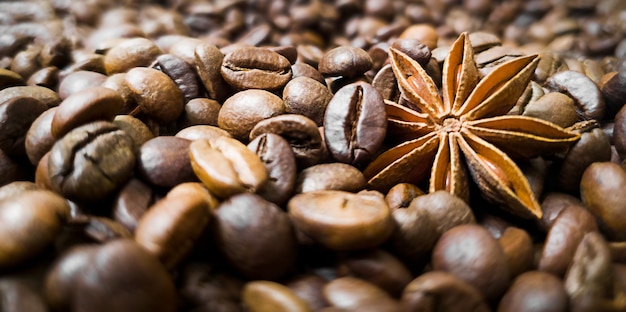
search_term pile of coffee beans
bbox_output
[1,0,626,311]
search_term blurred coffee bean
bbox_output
[283,76,332,126]
[0,85,61,108]
[221,47,292,91]
[324,82,387,168]
[318,46,373,78]
[27,66,59,89]
[112,114,154,153]
[125,67,184,125]
[48,121,135,202]
[25,106,56,165]
[540,192,584,230]
[0,68,25,90]
[0,96,47,157]
[286,275,329,311]
[137,136,196,189]
[45,239,177,312]
[398,24,438,50]
[104,37,162,75]
[214,193,297,280]
[432,224,510,301]
[113,178,155,233]
[401,271,489,312]
[57,70,108,100]
[0,279,47,312]
[580,162,626,241]
[101,73,136,114]
[242,281,311,312]
[179,98,221,128]
[322,277,399,311]
[175,125,232,141]
[151,54,200,103]
[288,190,394,251]
[409,190,476,235]
[387,201,437,270]
[217,89,284,141]
[177,262,243,312]
[498,227,534,278]
[295,163,366,193]
[614,104,626,159]
[558,128,611,193]
[546,70,606,121]
[522,92,578,128]
[0,181,39,202]
[497,271,568,312]
[10,44,41,79]
[384,182,424,211]
[602,60,626,116]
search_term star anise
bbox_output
[363,33,580,219]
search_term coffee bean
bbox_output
[113,178,156,233]
[57,70,108,100]
[546,70,606,121]
[48,121,135,202]
[214,193,297,280]
[295,163,366,194]
[318,46,373,78]
[288,190,394,251]
[390,39,432,66]
[498,227,534,278]
[558,128,611,193]
[112,114,154,153]
[104,37,162,75]
[398,24,438,50]
[189,136,268,199]
[497,271,568,312]
[137,136,196,189]
[602,60,626,116]
[401,271,489,312]
[27,66,59,89]
[25,107,57,165]
[286,275,329,311]
[217,89,284,141]
[522,92,578,128]
[291,62,326,85]
[125,67,184,125]
[322,277,399,311]
[0,96,47,156]
[0,85,61,108]
[175,125,232,141]
[221,47,292,91]
[177,261,243,312]
[0,279,48,312]
[372,64,401,102]
[540,192,584,230]
[194,42,231,102]
[0,68,25,90]
[614,104,626,159]
[324,82,387,168]
[179,98,221,128]
[283,77,332,126]
[388,200,438,270]
[242,281,311,312]
[101,73,137,114]
[151,54,200,103]
[384,182,424,211]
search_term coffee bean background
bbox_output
[1,0,626,311]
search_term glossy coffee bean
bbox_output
[221,47,292,90]
[214,193,297,280]
[190,136,267,199]
[138,136,196,189]
[113,178,156,233]
[0,85,61,108]
[286,275,329,311]
[322,277,398,311]
[217,89,285,141]
[390,39,432,67]
[318,46,373,78]
[288,190,394,251]
[0,279,47,312]
[324,82,387,167]
[614,104,626,159]
[0,96,47,156]
[25,107,57,165]
[125,67,184,125]
[580,162,626,241]
[283,77,332,126]
[179,98,221,128]
[0,190,69,269]
[401,271,489,312]
[48,121,135,202]
[101,73,136,114]
[522,92,578,128]
[558,128,611,193]
[177,262,243,312]
[194,42,231,102]
[432,224,510,301]
[104,37,162,75]
[112,114,154,153]
[45,239,177,312]
[291,62,326,85]
[540,192,584,230]
[242,281,311,312]
[384,182,424,211]
[175,125,232,141]
[546,70,606,121]
[151,54,200,103]
[498,271,568,312]
[57,70,108,100]
[498,227,534,278]
[408,190,476,235]
[51,86,124,138]
[295,163,366,193]
[387,202,438,269]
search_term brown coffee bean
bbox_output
[194,42,231,102]
[602,60,626,115]
[214,193,297,280]
[401,271,490,312]
[0,181,39,202]
[179,98,221,128]
[45,239,177,312]
[0,68,25,90]
[0,85,60,108]
[135,183,211,270]
[112,114,154,153]
[151,54,200,103]
[283,77,332,126]
[318,46,373,78]
[247,133,297,206]
[291,62,326,85]
[432,224,510,301]
[51,87,123,138]
[57,70,108,100]
[580,162,626,241]
[614,104,626,159]
[175,125,232,141]
[0,190,69,269]
[388,200,437,270]
[190,136,267,199]
[546,70,606,121]
[0,96,47,156]
[25,107,56,165]
[398,24,438,50]
[0,279,47,312]
[540,192,584,230]
[217,89,285,141]
[384,182,425,211]
[558,128,611,193]
[372,65,401,102]
[11,44,41,79]
[27,66,59,89]
[390,39,432,66]
[538,205,598,277]
[295,163,366,193]
[177,261,243,312]
[499,227,534,278]
[288,190,394,251]
[125,67,184,125]
[242,281,311,312]
[249,114,323,168]
[286,275,329,311]
[322,277,398,311]
[137,136,196,189]
[113,178,156,233]
[498,271,568,312]
[221,47,292,91]
[409,190,476,235]
[522,92,578,128]
[48,121,135,202]
[104,37,162,75]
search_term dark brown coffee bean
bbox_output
[614,104,626,159]
[319,46,373,78]
[0,190,69,269]
[602,60,626,115]
[58,215,132,249]
[242,281,311,312]
[247,133,297,206]
[324,82,387,167]
[51,87,124,138]
[432,224,510,301]
[323,277,398,311]
[498,227,534,278]
[286,275,329,311]
[0,96,47,156]
[388,200,437,270]
[409,190,476,235]
[295,163,366,193]
[177,261,243,312]
[291,62,326,85]
[384,182,424,211]
[0,279,47,312]
[558,128,611,193]
[580,162,626,241]
[0,68,25,90]
[179,98,221,128]
[113,178,156,233]
[522,92,578,128]
[125,67,184,125]
[45,239,177,312]
[214,193,297,280]
[268,45,298,65]
[25,107,57,165]
[194,42,231,102]
[57,70,108,100]
[112,114,154,154]
[0,85,61,108]
[288,190,394,251]
[540,192,583,230]
[151,54,200,103]
[401,271,490,312]
[137,136,196,189]
[249,114,323,169]
[546,70,606,121]
[498,271,568,312]
[283,77,332,126]
[221,47,292,91]
[372,65,400,102]
[390,39,432,66]
[217,89,284,141]
[104,37,162,75]
[48,121,135,202]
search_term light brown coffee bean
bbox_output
[242,281,311,312]
[104,37,162,75]
[498,227,534,278]
[522,92,578,128]
[175,125,232,141]
[384,182,424,211]
[295,163,366,194]
[322,277,398,311]
[217,89,285,141]
[125,67,184,125]
[221,47,292,91]
[283,77,332,126]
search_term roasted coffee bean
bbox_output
[283,77,332,126]
[0,96,47,156]
[25,107,57,165]
[498,227,534,278]
[0,68,25,90]
[286,275,329,311]
[401,271,489,312]
[497,271,568,312]
[398,24,438,50]
[384,182,424,211]
[112,114,154,153]
[602,60,626,115]
[177,261,243,312]
[546,70,606,121]
[51,87,123,138]
[57,70,108,100]
[125,67,184,125]
[522,92,578,128]
[249,114,324,169]
[558,128,611,193]
[390,39,432,66]
[217,89,285,141]
[45,239,177,312]
[214,193,297,280]
[104,37,162,75]
[614,104,626,159]
[372,65,400,102]
[0,279,48,312]
[323,277,399,311]
[137,136,196,189]
[151,54,199,103]
[288,190,394,251]
[48,121,135,202]
[295,163,366,193]
[291,62,326,85]
[318,46,373,78]
[0,190,69,269]
[432,224,510,301]
[247,133,297,206]
[190,136,268,199]
[194,42,231,102]
[179,98,221,128]
[27,66,59,89]
[0,181,39,202]
[59,216,132,248]
[175,125,232,141]
[540,192,584,230]
[11,44,42,79]
[0,85,61,108]
[113,178,156,233]
[101,73,136,114]
[242,281,311,312]
[221,47,292,91]
[580,162,626,241]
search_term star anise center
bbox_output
[440,117,463,133]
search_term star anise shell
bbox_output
[364,33,580,219]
